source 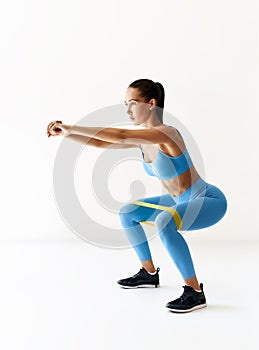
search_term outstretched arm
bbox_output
[47,122,137,149]
[66,134,137,149]
[48,121,173,145]
[64,124,172,145]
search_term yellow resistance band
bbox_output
[132,200,182,230]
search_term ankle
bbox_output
[143,267,156,274]
[141,265,156,274]
[185,283,201,291]
[184,276,202,291]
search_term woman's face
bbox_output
[124,87,152,126]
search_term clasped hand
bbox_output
[47,120,67,137]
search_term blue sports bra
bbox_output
[139,128,193,180]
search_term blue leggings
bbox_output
[119,178,227,280]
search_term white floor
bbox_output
[0,239,258,350]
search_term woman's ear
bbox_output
[149,98,157,107]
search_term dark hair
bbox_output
[128,79,165,119]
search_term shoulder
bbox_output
[122,124,183,147]
[157,125,186,155]
[157,124,177,135]
[156,124,182,143]
[122,124,175,145]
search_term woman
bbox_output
[47,78,228,313]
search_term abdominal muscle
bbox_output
[160,165,201,197]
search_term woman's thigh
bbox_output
[119,193,176,223]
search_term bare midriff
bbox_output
[160,165,201,197]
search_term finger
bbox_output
[47,120,62,134]
[47,121,55,128]
[50,124,58,133]
[49,120,62,127]
[50,125,62,135]
[48,121,63,136]
[47,122,55,133]
[48,121,61,132]
[49,123,58,133]
[48,125,57,135]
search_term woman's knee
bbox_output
[119,203,136,222]
[119,203,138,217]
[155,211,177,235]
[118,202,143,227]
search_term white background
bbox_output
[0,2,259,350]
[0,0,258,242]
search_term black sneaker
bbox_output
[117,267,160,288]
[166,283,207,313]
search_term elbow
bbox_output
[118,130,127,143]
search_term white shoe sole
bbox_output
[167,303,207,313]
[118,284,160,289]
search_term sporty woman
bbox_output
[47,78,227,313]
